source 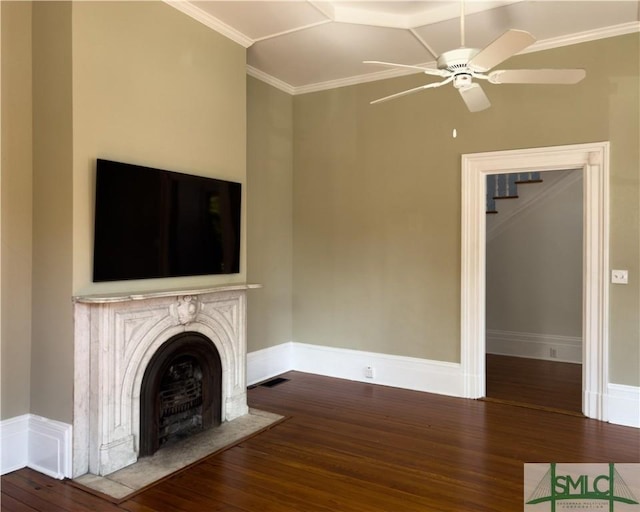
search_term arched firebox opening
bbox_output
[139,332,222,457]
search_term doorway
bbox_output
[460,142,610,421]
[484,169,583,413]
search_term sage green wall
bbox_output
[246,77,293,352]
[486,171,583,338]
[31,1,74,422]
[1,1,247,424]
[72,1,247,297]
[292,34,639,386]
[1,1,33,420]
[62,1,246,423]
[607,69,640,387]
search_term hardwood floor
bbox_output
[2,371,638,511]
[485,354,583,413]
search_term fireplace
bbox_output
[72,285,256,478]
[139,332,222,456]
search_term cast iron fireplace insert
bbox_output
[139,332,222,456]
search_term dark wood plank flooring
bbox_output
[486,354,583,413]
[2,371,638,511]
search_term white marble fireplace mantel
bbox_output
[73,283,261,304]
[72,283,259,478]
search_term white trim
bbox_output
[461,142,610,421]
[607,384,640,428]
[248,342,463,397]
[247,66,296,96]
[293,343,463,396]
[248,60,437,96]
[28,415,72,480]
[308,1,335,21]
[247,23,640,96]
[163,1,253,49]
[0,415,29,476]
[292,64,436,96]
[521,21,640,55]
[0,414,72,479]
[348,0,524,31]
[247,342,295,386]
[486,329,582,364]
[248,342,636,428]
[582,145,611,422]
[252,20,332,44]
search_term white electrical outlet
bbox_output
[550,348,557,358]
[611,270,628,284]
[365,366,374,379]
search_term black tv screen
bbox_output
[93,159,241,282]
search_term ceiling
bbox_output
[169,1,640,94]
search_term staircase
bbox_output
[486,172,542,214]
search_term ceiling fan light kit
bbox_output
[365,3,586,112]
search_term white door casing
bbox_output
[461,142,609,421]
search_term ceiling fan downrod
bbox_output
[460,0,466,48]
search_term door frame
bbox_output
[460,142,610,421]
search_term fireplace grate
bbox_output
[140,332,223,457]
[158,358,204,447]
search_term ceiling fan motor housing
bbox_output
[437,47,480,72]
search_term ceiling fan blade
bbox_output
[468,29,536,72]
[364,60,448,78]
[489,68,586,85]
[458,83,491,112]
[371,76,454,105]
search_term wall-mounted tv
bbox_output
[93,159,241,282]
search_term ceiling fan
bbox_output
[364,1,586,112]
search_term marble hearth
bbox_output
[72,284,257,478]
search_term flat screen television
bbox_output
[93,159,241,282]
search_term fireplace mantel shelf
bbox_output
[73,283,261,304]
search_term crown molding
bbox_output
[166,0,639,96]
[293,61,440,96]
[164,1,254,49]
[252,19,333,44]
[253,21,640,96]
[521,21,640,55]
[247,66,296,95]
[317,0,525,31]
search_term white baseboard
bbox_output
[0,415,29,475]
[248,342,637,429]
[0,414,72,479]
[3,346,634,481]
[292,342,464,396]
[607,384,640,428]
[28,415,72,479]
[246,342,295,386]
[247,341,463,397]
[486,329,582,363]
